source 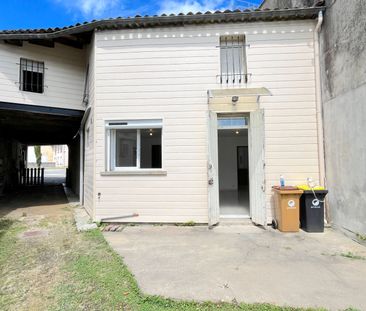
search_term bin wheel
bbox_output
[272,219,278,229]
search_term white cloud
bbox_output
[158,0,227,15]
[54,0,122,18]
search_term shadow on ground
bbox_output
[0,185,68,218]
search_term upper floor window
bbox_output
[220,35,247,84]
[19,58,44,93]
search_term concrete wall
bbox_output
[320,0,366,235]
[260,0,315,9]
[0,137,26,194]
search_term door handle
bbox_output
[208,178,214,185]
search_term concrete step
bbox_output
[219,216,253,225]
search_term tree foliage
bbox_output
[34,146,42,168]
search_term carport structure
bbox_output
[0,101,83,196]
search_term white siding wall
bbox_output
[94,20,319,223]
[83,37,96,217]
[0,41,85,110]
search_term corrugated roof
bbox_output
[0,6,325,40]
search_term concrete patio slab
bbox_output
[104,225,366,310]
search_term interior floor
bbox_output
[217,123,250,218]
[219,187,250,217]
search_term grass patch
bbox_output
[1,213,326,311]
[356,233,366,241]
[0,218,25,264]
[340,252,366,261]
[175,221,196,227]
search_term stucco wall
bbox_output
[260,0,315,9]
[320,0,366,235]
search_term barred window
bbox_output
[220,35,247,84]
[19,58,44,93]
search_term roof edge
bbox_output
[0,6,325,41]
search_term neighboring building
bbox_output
[319,0,366,236]
[53,145,68,167]
[27,145,68,167]
[0,5,327,226]
[260,0,366,243]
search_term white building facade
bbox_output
[0,6,325,226]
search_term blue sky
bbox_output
[0,0,262,30]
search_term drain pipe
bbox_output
[314,11,325,187]
[75,106,91,206]
[314,11,329,222]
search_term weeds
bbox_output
[340,252,366,261]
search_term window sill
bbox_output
[100,169,167,176]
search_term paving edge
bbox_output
[62,184,98,232]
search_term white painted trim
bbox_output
[136,129,141,168]
[105,119,163,172]
[79,130,84,205]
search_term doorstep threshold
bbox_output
[220,214,251,219]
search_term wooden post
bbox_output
[37,168,41,185]
[30,168,34,185]
[26,168,29,185]
[20,168,25,186]
[41,168,44,185]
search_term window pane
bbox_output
[140,129,162,168]
[20,58,44,93]
[115,130,137,167]
[219,35,246,83]
[218,117,248,129]
[23,71,43,93]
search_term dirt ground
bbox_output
[1,185,296,311]
[0,185,82,310]
[0,185,69,219]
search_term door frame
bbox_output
[207,110,266,226]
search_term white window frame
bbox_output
[219,35,248,84]
[106,119,163,172]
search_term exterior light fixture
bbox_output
[235,130,239,135]
[232,96,239,104]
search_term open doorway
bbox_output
[27,145,69,185]
[218,116,250,218]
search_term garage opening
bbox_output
[0,102,83,197]
[218,116,250,218]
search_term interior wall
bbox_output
[0,137,26,194]
[140,134,161,168]
[218,130,248,191]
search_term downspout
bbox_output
[76,106,91,206]
[314,11,329,221]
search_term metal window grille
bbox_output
[219,35,248,84]
[19,58,45,93]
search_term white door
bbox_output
[207,110,220,227]
[249,109,266,226]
